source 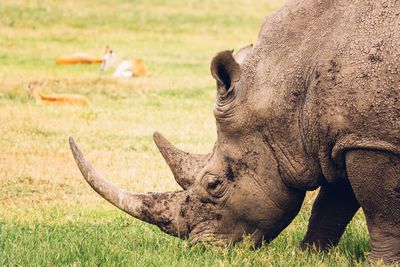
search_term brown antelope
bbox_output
[27,81,90,106]
[56,53,102,65]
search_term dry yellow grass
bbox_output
[0,77,218,222]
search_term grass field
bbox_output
[0,0,378,266]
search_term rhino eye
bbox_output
[203,174,227,198]
[207,178,223,190]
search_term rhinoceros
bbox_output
[69,0,400,263]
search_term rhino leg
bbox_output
[301,179,360,250]
[346,150,400,264]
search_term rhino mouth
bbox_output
[190,233,229,246]
[189,228,265,247]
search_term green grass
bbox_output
[0,0,376,266]
[0,213,370,266]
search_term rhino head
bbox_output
[69,46,305,246]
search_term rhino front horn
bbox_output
[69,137,188,237]
[153,132,209,189]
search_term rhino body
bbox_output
[70,0,400,263]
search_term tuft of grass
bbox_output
[0,0,373,266]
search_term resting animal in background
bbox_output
[69,0,400,264]
[56,53,102,65]
[27,81,90,106]
[100,46,115,71]
[113,58,147,78]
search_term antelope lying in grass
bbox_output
[27,81,90,106]
[112,58,147,78]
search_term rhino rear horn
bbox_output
[153,132,209,189]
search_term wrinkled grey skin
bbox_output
[70,0,400,263]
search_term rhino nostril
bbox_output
[180,207,187,217]
[185,195,191,203]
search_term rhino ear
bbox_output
[234,44,253,65]
[210,50,241,97]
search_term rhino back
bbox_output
[240,0,400,186]
[306,1,400,161]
